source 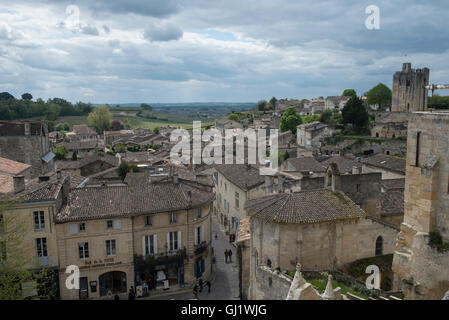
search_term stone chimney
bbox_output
[24,123,30,136]
[278,175,285,193]
[173,173,179,185]
[13,175,25,193]
[186,190,192,206]
[57,170,62,180]
[351,166,362,175]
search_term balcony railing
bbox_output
[194,241,208,255]
[134,248,187,267]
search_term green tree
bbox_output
[269,97,277,109]
[280,106,302,134]
[153,127,160,134]
[87,105,112,134]
[21,93,33,100]
[228,113,240,122]
[0,201,33,300]
[341,96,369,133]
[117,162,141,180]
[342,89,357,98]
[320,109,333,123]
[140,103,152,111]
[53,145,68,160]
[428,94,449,109]
[114,143,126,153]
[366,83,392,111]
[257,100,267,111]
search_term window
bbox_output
[195,225,204,245]
[225,183,227,192]
[196,208,201,219]
[356,184,361,192]
[107,220,113,229]
[144,216,152,226]
[167,231,181,252]
[79,242,89,259]
[267,259,272,268]
[235,192,239,209]
[34,211,45,230]
[375,236,383,256]
[169,213,177,224]
[79,223,85,232]
[36,238,47,257]
[106,240,116,256]
[142,235,157,256]
[99,271,127,297]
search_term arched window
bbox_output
[375,236,383,256]
[267,259,272,268]
[99,271,127,296]
[327,171,332,188]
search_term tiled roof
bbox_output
[57,181,214,222]
[246,189,365,224]
[0,157,31,175]
[297,121,328,132]
[381,179,405,191]
[121,151,154,163]
[215,164,265,191]
[283,157,326,172]
[320,156,362,174]
[362,154,406,174]
[73,125,97,135]
[56,154,119,170]
[380,192,404,216]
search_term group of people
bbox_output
[193,278,211,299]
[224,249,233,263]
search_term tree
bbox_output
[0,201,33,299]
[114,143,126,153]
[278,150,290,165]
[55,122,70,132]
[117,162,141,180]
[140,103,152,111]
[280,106,302,134]
[0,92,14,100]
[257,100,267,111]
[341,96,369,133]
[111,120,122,131]
[153,127,159,134]
[366,83,392,111]
[53,145,68,160]
[228,113,240,122]
[87,105,112,134]
[21,93,33,100]
[269,97,277,110]
[342,89,357,98]
[320,109,333,124]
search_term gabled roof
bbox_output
[283,157,325,172]
[214,164,265,191]
[57,180,214,223]
[361,154,406,174]
[56,154,119,170]
[320,156,362,175]
[381,178,405,191]
[73,125,97,135]
[380,191,404,216]
[246,189,365,224]
[0,157,31,175]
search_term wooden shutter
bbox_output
[69,224,78,234]
[167,232,170,251]
[142,236,146,256]
[113,220,121,230]
[177,231,182,250]
[200,225,204,243]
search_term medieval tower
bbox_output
[392,111,449,299]
[391,63,429,112]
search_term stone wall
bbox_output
[392,63,429,112]
[250,265,292,300]
[393,111,449,299]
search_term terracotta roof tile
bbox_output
[0,157,31,175]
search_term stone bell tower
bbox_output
[391,63,429,112]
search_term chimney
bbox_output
[173,173,179,185]
[13,175,25,194]
[265,175,273,187]
[57,170,62,180]
[24,123,30,136]
[352,166,361,175]
[278,175,285,193]
[403,62,411,72]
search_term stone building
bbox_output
[392,111,449,300]
[0,157,31,194]
[214,164,265,238]
[56,154,119,177]
[69,125,99,141]
[361,153,406,179]
[324,96,350,111]
[392,63,429,112]
[296,122,331,152]
[245,163,399,299]
[56,177,214,299]
[0,120,54,178]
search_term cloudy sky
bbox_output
[0,0,448,103]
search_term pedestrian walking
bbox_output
[128,286,135,300]
[224,249,228,263]
[193,283,199,299]
[228,249,233,263]
[199,278,203,293]
[206,280,211,294]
